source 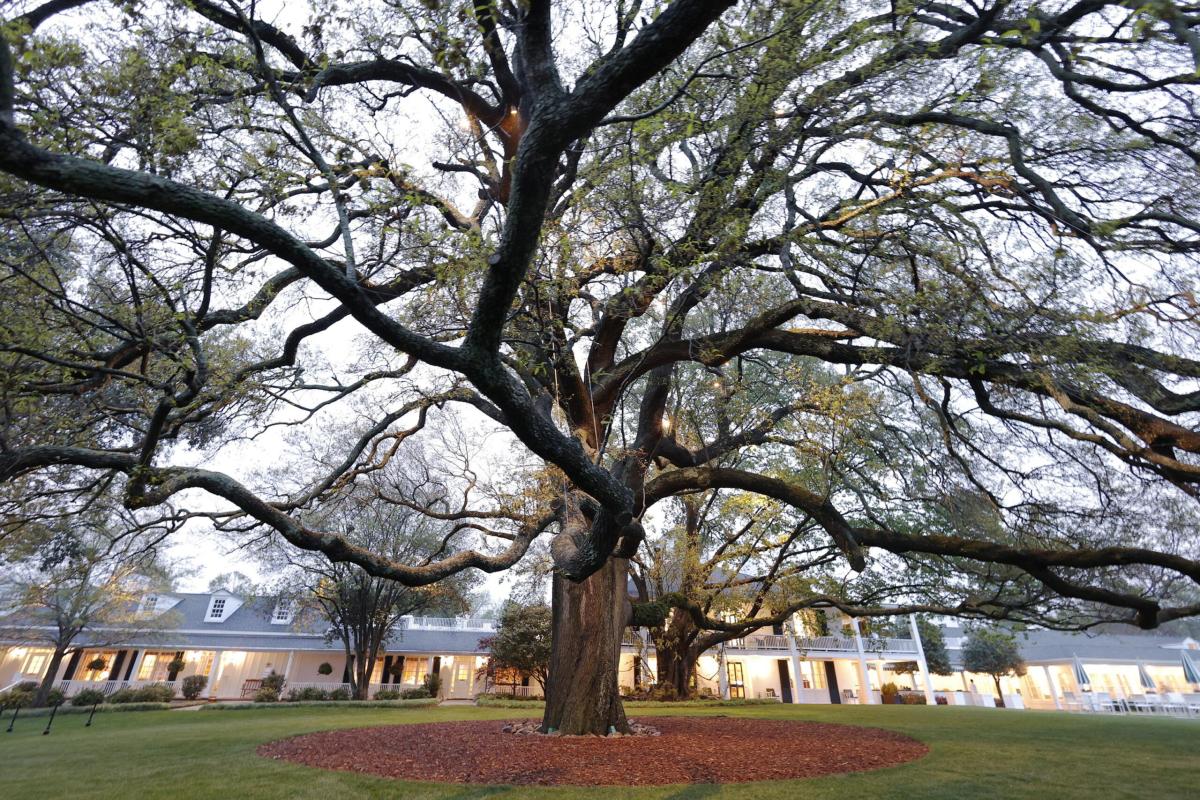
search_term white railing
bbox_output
[55,679,177,698]
[793,688,833,704]
[715,633,920,656]
[795,635,859,652]
[284,681,353,695]
[490,684,533,697]
[621,631,644,647]
[400,616,497,631]
[748,634,789,650]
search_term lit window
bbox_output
[401,660,424,685]
[727,662,746,699]
[208,598,226,620]
[455,664,469,682]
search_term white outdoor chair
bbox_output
[1162,692,1189,716]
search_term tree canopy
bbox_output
[481,601,553,690]
[1,0,1199,732]
[962,626,1027,698]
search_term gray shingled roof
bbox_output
[2,592,492,655]
[941,625,1190,667]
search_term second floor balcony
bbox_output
[619,628,920,658]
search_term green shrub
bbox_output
[71,688,107,707]
[622,684,680,702]
[46,688,66,706]
[374,689,401,700]
[286,687,328,702]
[107,688,138,704]
[134,683,176,703]
[254,687,279,702]
[0,688,34,708]
[328,686,351,701]
[400,687,431,699]
[180,674,208,700]
[423,672,441,698]
[261,671,286,693]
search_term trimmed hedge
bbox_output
[70,688,107,707]
[475,697,545,708]
[201,698,439,711]
[108,683,175,704]
[475,697,783,709]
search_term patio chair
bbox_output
[1162,692,1189,716]
[1060,691,1085,712]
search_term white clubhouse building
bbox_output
[2,589,1198,712]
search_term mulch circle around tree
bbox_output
[258,716,928,786]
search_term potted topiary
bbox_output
[880,682,901,704]
[180,674,208,700]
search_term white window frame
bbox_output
[271,599,295,625]
[206,597,227,621]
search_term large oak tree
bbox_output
[1,0,1199,734]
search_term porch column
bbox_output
[210,650,225,699]
[851,618,875,704]
[1043,665,1063,710]
[785,622,805,704]
[282,651,295,681]
[127,650,147,682]
[717,645,730,700]
[909,614,937,705]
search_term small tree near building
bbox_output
[962,628,1027,706]
[480,602,552,693]
[892,618,954,688]
[0,518,176,707]
[272,489,475,700]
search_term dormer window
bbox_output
[141,594,158,614]
[207,597,227,621]
[272,599,295,624]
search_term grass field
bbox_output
[1,703,1197,799]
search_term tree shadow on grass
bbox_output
[439,788,513,799]
[661,784,723,800]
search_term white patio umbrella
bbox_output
[1182,650,1200,687]
[1071,654,1091,688]
[1136,661,1157,692]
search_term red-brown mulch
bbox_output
[257,716,928,786]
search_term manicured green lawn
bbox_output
[1,703,1197,799]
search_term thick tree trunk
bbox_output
[33,646,67,707]
[653,609,700,698]
[542,556,631,735]
[655,646,697,698]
